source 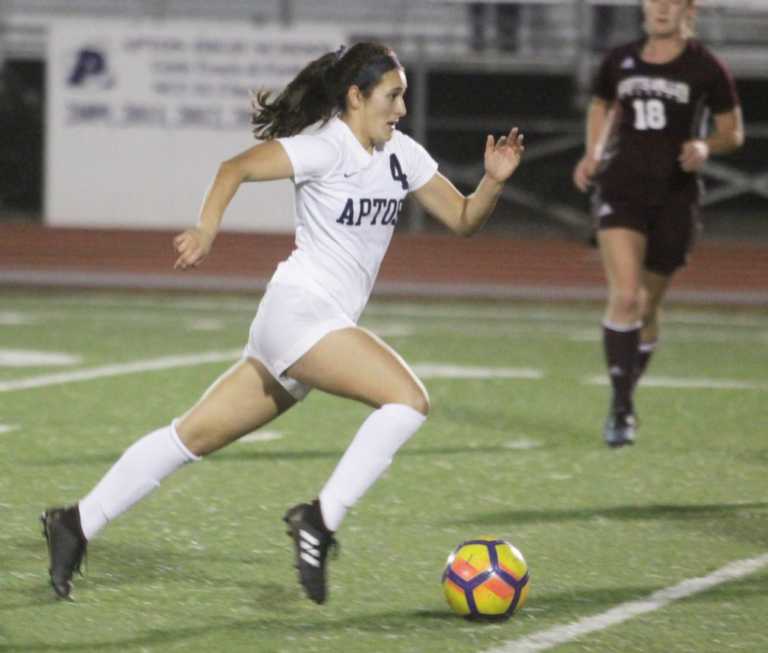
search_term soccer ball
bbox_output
[442,537,529,621]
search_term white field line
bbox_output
[0,311,37,325]
[420,324,768,345]
[239,430,283,443]
[365,305,768,329]
[485,553,768,653]
[0,354,540,393]
[413,363,543,380]
[0,350,241,393]
[5,301,763,344]
[369,323,416,338]
[0,349,82,367]
[585,374,768,391]
[568,330,768,344]
[5,308,764,346]
[186,318,227,332]
[503,438,542,450]
[10,301,762,347]
[8,295,768,328]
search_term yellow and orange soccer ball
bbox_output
[442,537,529,621]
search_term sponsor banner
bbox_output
[46,19,344,232]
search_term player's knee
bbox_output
[396,385,430,417]
[610,289,641,317]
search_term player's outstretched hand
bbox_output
[484,127,525,184]
[173,227,214,270]
[573,155,598,192]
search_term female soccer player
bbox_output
[42,42,525,603]
[572,0,743,446]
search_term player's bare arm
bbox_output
[573,98,616,192]
[174,140,294,269]
[414,127,524,236]
[679,107,745,172]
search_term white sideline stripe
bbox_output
[486,553,768,653]
[414,364,543,380]
[569,331,767,344]
[367,323,415,337]
[0,424,20,434]
[585,374,767,391]
[0,357,542,393]
[641,377,768,390]
[0,350,241,393]
[365,304,768,327]
[503,438,542,450]
[239,430,283,443]
[0,312,37,325]
[186,318,226,331]
[11,295,768,328]
[0,349,82,367]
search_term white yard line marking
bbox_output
[0,312,37,326]
[585,374,767,391]
[0,349,82,367]
[186,318,227,331]
[12,295,767,329]
[364,323,416,337]
[640,377,768,390]
[0,354,538,393]
[486,553,768,653]
[569,330,767,344]
[239,430,283,443]
[366,304,768,329]
[503,438,542,450]
[413,364,543,380]
[5,296,256,315]
[0,350,241,393]
[0,424,20,434]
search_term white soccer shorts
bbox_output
[243,282,355,400]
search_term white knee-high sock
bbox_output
[78,421,200,540]
[319,403,426,532]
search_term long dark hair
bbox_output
[251,42,402,140]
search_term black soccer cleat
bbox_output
[283,502,337,604]
[603,411,637,448]
[41,505,88,600]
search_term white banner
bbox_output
[46,20,345,232]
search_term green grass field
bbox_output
[1,289,766,653]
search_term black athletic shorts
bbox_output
[591,190,701,275]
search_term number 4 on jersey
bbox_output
[390,154,408,190]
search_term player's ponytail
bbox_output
[251,42,402,139]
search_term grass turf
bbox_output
[1,290,766,652]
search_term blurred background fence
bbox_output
[1,0,767,242]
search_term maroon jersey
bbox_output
[593,39,739,203]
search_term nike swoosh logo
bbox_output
[343,172,359,178]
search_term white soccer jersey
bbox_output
[273,116,438,319]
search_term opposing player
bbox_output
[573,0,743,446]
[41,42,525,603]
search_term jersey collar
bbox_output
[333,116,374,171]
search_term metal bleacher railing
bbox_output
[1,0,767,234]
[4,0,768,67]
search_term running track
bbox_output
[1,225,766,304]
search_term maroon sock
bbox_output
[602,323,640,414]
[631,340,657,390]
